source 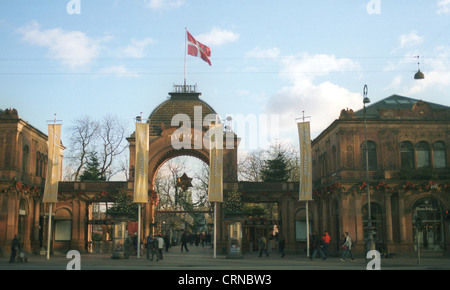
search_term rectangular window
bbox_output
[295,220,312,241]
[434,150,446,169]
[55,220,72,241]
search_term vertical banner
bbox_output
[298,121,313,201]
[43,124,61,203]
[208,123,223,202]
[134,122,149,203]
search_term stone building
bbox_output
[311,95,450,255]
[0,108,64,254]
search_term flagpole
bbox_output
[184,27,187,88]
[137,203,141,258]
[306,201,310,258]
[47,203,52,260]
[214,202,217,259]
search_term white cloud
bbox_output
[121,38,154,58]
[399,31,424,48]
[196,27,239,47]
[246,47,280,59]
[437,0,450,14]
[264,54,361,138]
[279,53,360,83]
[147,0,185,10]
[16,21,102,69]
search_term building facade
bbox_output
[311,95,450,255]
[0,108,65,254]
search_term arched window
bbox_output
[433,141,446,169]
[36,152,41,176]
[361,141,377,170]
[416,141,431,168]
[55,208,73,241]
[18,199,28,242]
[400,141,414,169]
[22,145,29,173]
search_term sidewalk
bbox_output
[1,244,449,270]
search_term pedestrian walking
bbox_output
[310,231,325,260]
[278,232,286,258]
[132,232,138,256]
[258,236,269,257]
[9,235,20,263]
[146,235,153,260]
[321,231,331,260]
[181,230,189,252]
[157,235,164,260]
[151,236,159,261]
[340,232,355,262]
[164,234,170,252]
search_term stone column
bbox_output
[355,194,364,244]
[384,192,393,244]
[32,198,41,253]
[398,191,407,243]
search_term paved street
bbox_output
[1,244,449,271]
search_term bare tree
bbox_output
[98,115,128,180]
[65,116,99,181]
[238,149,266,182]
[64,114,129,181]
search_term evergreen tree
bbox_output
[106,189,138,219]
[79,152,106,181]
[260,152,290,182]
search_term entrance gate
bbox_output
[127,85,240,251]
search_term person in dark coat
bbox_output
[278,232,286,258]
[181,231,189,252]
[9,235,20,263]
[310,231,325,260]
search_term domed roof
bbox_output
[148,87,217,136]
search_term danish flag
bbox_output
[187,30,211,66]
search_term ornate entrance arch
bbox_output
[127,85,240,245]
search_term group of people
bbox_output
[257,232,286,258]
[145,234,166,261]
[309,231,355,262]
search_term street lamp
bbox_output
[414,56,425,80]
[363,85,376,252]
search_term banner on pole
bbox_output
[43,124,61,203]
[298,121,313,201]
[134,122,149,203]
[208,123,223,203]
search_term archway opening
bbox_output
[153,156,213,248]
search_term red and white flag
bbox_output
[187,30,211,66]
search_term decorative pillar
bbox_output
[355,193,364,244]
[384,192,394,246]
[32,197,40,253]
[398,191,407,243]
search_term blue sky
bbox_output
[2,0,450,152]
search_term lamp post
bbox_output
[363,85,376,252]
